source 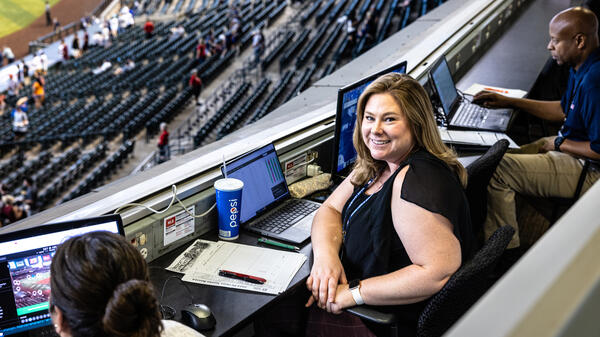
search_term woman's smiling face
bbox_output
[361,93,415,168]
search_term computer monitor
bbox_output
[0,215,124,336]
[428,55,459,117]
[332,60,407,179]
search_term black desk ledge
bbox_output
[149,229,312,337]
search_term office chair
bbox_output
[346,225,515,337]
[464,139,510,246]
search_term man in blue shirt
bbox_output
[473,7,600,248]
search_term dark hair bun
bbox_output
[102,279,162,337]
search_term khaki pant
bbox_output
[484,151,600,248]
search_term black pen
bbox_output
[218,269,267,284]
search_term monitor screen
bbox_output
[429,56,459,116]
[222,144,288,223]
[333,60,407,176]
[0,215,124,336]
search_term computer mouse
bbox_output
[180,303,216,331]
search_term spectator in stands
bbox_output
[7,74,20,102]
[230,16,241,53]
[170,25,185,40]
[53,17,61,32]
[93,31,105,47]
[32,52,43,74]
[474,7,600,249]
[83,30,90,52]
[109,15,120,38]
[144,18,155,38]
[252,28,265,66]
[1,195,25,225]
[32,70,45,109]
[205,29,219,56]
[45,0,52,26]
[102,22,112,45]
[12,97,29,140]
[195,37,208,64]
[93,59,113,75]
[0,94,6,117]
[2,46,14,64]
[72,35,81,58]
[17,60,28,82]
[114,59,135,75]
[49,232,204,337]
[59,39,69,62]
[158,122,170,163]
[22,177,37,215]
[189,69,202,105]
[40,51,48,73]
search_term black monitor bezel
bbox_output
[428,55,460,116]
[331,60,408,179]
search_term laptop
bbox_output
[332,60,407,184]
[222,144,320,244]
[428,55,512,132]
[0,215,124,337]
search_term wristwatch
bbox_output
[554,136,565,152]
[349,279,364,305]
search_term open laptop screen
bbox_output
[429,56,459,116]
[0,215,124,336]
[223,144,288,224]
[333,60,407,177]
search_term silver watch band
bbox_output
[350,284,364,305]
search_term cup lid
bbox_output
[214,178,243,191]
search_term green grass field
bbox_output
[0,0,61,38]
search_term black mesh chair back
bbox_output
[416,225,515,337]
[465,139,510,245]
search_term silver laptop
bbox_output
[429,56,513,132]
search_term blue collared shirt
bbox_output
[560,48,600,154]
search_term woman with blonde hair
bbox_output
[306,73,475,336]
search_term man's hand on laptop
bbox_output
[473,91,511,109]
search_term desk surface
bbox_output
[150,231,312,337]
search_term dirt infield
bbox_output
[0,0,103,61]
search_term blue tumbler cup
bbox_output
[214,178,243,240]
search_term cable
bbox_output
[113,184,216,218]
[153,272,197,319]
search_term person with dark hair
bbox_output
[189,69,202,104]
[22,177,37,215]
[50,231,204,337]
[474,7,600,249]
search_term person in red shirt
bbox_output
[196,38,207,64]
[189,69,202,104]
[157,122,169,163]
[144,19,154,38]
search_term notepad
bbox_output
[167,239,307,295]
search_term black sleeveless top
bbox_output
[340,149,475,336]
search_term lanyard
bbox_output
[342,178,374,244]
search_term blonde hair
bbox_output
[351,73,467,187]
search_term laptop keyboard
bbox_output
[452,103,488,127]
[252,200,319,234]
[32,326,59,337]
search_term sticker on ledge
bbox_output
[164,206,195,246]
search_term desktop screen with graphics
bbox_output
[0,215,123,336]
[333,61,407,176]
[223,144,289,224]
